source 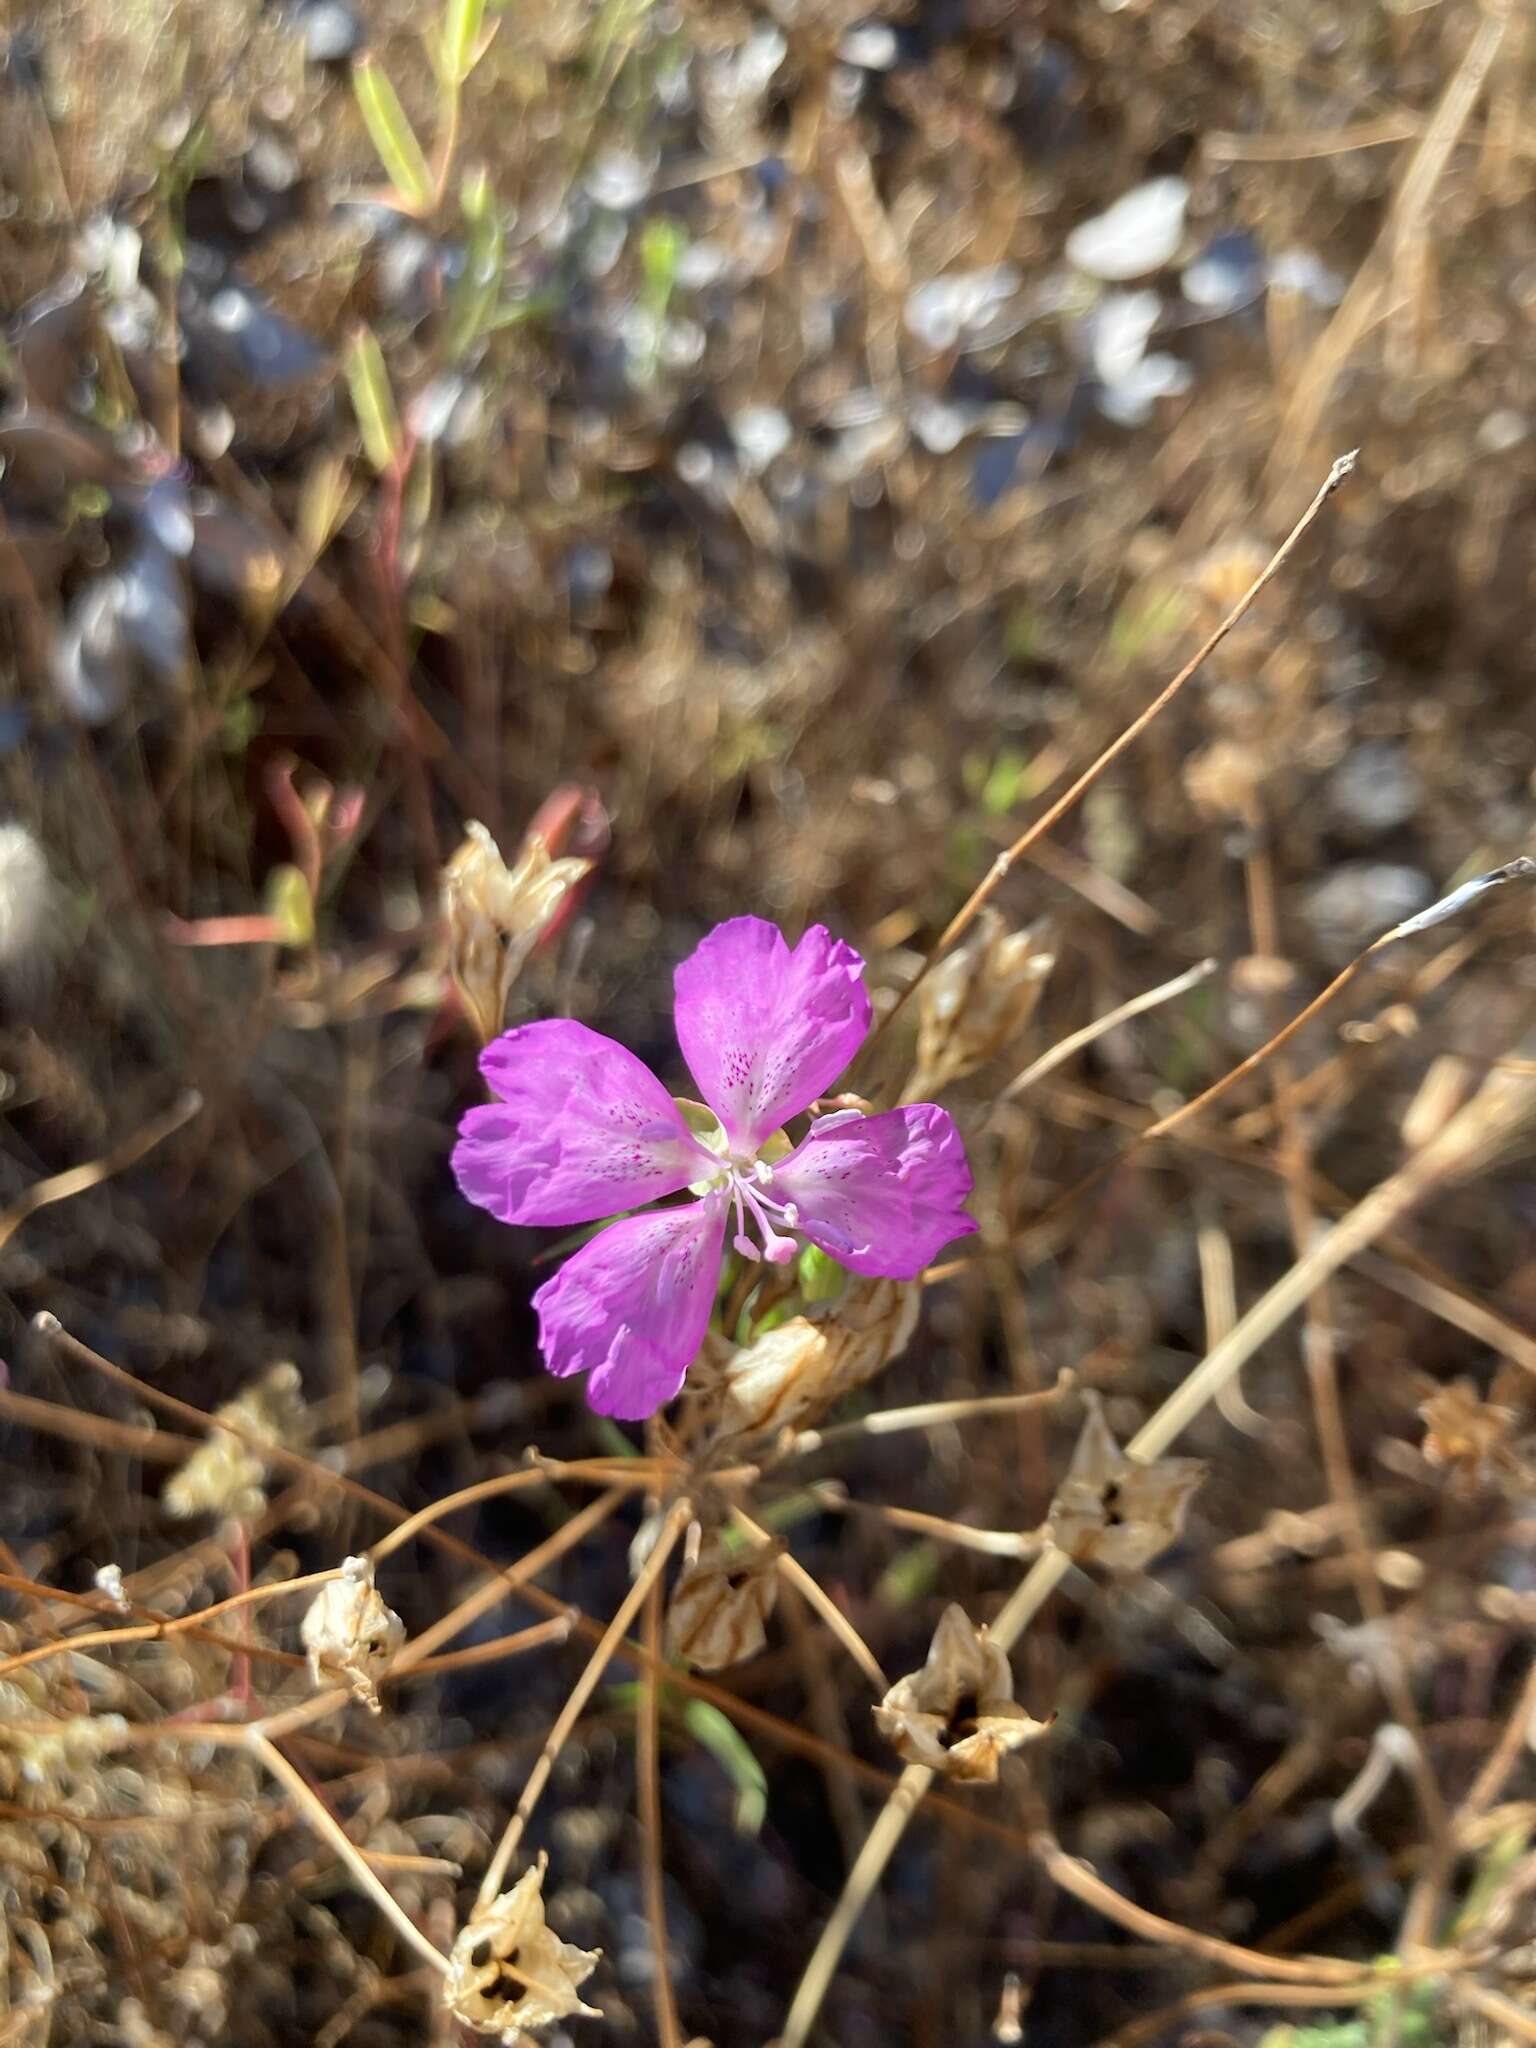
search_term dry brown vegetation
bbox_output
[2,0,1536,2043]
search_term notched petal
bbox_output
[874,1603,1051,1784]
[453,1018,712,1229]
[767,1103,976,1278]
[534,1195,728,1419]
[673,917,872,1150]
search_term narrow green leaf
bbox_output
[343,327,403,474]
[682,1701,767,1834]
[351,57,434,212]
[441,0,486,83]
[263,865,315,949]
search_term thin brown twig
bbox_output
[863,451,1357,1061]
[477,1500,693,1905]
[638,1581,684,2048]
[0,1090,201,1252]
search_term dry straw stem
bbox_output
[0,1088,201,1252]
[638,1582,684,2048]
[245,1729,450,1976]
[997,958,1217,1105]
[1263,0,1511,514]
[1039,857,1536,1230]
[476,1498,694,1906]
[776,1063,1536,2048]
[866,451,1357,1060]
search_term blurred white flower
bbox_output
[1066,176,1189,281]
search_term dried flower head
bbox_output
[711,1275,922,1441]
[911,909,1055,1095]
[163,1363,310,1522]
[443,1853,601,2041]
[874,1603,1050,1783]
[1046,1394,1207,1572]
[1420,1379,1522,1495]
[300,1556,405,1713]
[665,1534,780,1670]
[443,820,595,1044]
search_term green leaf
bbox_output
[343,327,403,474]
[263,864,315,949]
[682,1701,767,1834]
[639,215,686,315]
[441,0,486,83]
[797,1243,846,1304]
[351,57,434,212]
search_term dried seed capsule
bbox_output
[874,1603,1050,1784]
[300,1556,405,1714]
[443,1853,600,2039]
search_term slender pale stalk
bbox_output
[247,1731,448,1975]
[776,1068,1536,2047]
[478,1499,693,1906]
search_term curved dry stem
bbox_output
[478,1498,693,1906]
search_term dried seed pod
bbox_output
[163,1363,310,1522]
[911,909,1054,1095]
[874,1603,1050,1784]
[300,1556,405,1713]
[715,1277,922,1440]
[1420,1379,1522,1495]
[1046,1393,1206,1572]
[442,819,594,1043]
[443,1853,600,2040]
[665,1535,780,1671]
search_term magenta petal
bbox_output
[766,1104,977,1277]
[673,917,872,1152]
[453,1020,713,1229]
[533,1194,728,1418]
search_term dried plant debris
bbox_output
[706,1276,923,1442]
[874,1603,1051,1784]
[665,1532,780,1671]
[443,818,595,1044]
[910,909,1055,1096]
[1046,1394,1207,1573]
[444,1854,601,2042]
[162,1363,311,1522]
[300,1555,405,1713]
[1419,1380,1526,1497]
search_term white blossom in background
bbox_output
[1065,176,1189,281]
[904,265,1021,351]
[1083,289,1192,425]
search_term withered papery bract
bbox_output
[1046,1393,1207,1572]
[443,1854,601,2042]
[665,1532,781,1670]
[300,1555,405,1714]
[911,907,1055,1095]
[874,1602,1051,1783]
[442,819,594,1045]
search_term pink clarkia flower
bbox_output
[452,917,977,1419]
